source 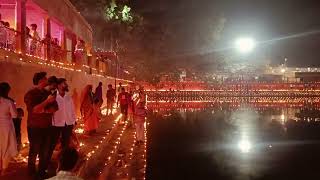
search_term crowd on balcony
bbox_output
[26,24,65,61]
[0,13,75,62]
[0,15,15,51]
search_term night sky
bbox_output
[77,0,320,68]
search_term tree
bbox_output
[70,0,227,83]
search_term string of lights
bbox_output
[97,119,129,177]
[0,47,132,82]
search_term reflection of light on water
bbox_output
[238,139,252,153]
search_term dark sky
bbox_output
[74,0,320,69]
[129,0,320,67]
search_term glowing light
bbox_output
[101,108,108,116]
[75,128,85,134]
[238,139,252,153]
[235,37,256,53]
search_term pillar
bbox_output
[15,0,26,54]
[72,34,77,63]
[43,17,51,60]
[61,30,66,62]
[104,61,108,75]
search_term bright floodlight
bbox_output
[235,37,256,54]
[238,139,252,153]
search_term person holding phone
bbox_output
[24,72,58,179]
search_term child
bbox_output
[134,102,147,145]
[13,108,24,151]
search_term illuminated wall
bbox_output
[0,3,16,29]
[50,19,64,45]
[0,49,128,143]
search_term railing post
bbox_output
[16,0,26,54]
[44,16,51,60]
[61,30,66,62]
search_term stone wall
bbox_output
[0,50,129,142]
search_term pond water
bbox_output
[146,100,320,180]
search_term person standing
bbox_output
[13,108,24,151]
[127,90,135,127]
[30,24,40,56]
[0,82,17,175]
[25,26,31,54]
[24,72,58,178]
[74,40,85,68]
[81,85,98,135]
[134,102,147,146]
[49,78,77,160]
[106,84,116,115]
[138,87,147,106]
[117,82,123,94]
[94,82,103,108]
[0,82,23,151]
[117,87,130,124]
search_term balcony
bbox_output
[0,0,123,77]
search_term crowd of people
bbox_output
[26,24,64,61]
[0,72,147,179]
[0,13,65,61]
[0,14,15,51]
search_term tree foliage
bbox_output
[70,0,226,82]
[104,0,134,23]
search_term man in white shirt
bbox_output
[49,78,76,159]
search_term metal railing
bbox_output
[0,25,17,51]
[0,26,133,80]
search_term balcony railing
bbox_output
[0,25,132,82]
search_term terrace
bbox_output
[0,0,120,77]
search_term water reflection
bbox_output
[147,98,320,180]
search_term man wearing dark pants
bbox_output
[106,84,116,115]
[24,72,58,179]
[49,78,76,160]
[117,87,130,124]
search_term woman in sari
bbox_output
[0,82,17,175]
[80,85,98,135]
